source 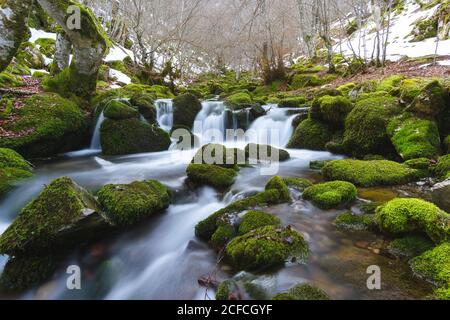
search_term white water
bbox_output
[155,99,174,132]
[90,112,105,150]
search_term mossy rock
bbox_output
[343,94,402,157]
[0,148,33,198]
[434,155,450,180]
[239,211,282,235]
[130,93,157,123]
[333,212,376,232]
[103,100,139,120]
[404,158,432,170]
[172,93,202,128]
[399,78,424,104]
[278,96,307,108]
[225,225,309,271]
[410,242,450,288]
[245,143,290,162]
[0,72,24,87]
[377,75,405,93]
[225,92,254,110]
[282,177,313,192]
[0,177,111,256]
[0,148,31,171]
[337,82,357,96]
[0,93,89,158]
[192,144,244,169]
[216,280,236,300]
[288,118,333,150]
[290,74,323,90]
[408,80,446,119]
[387,116,441,160]
[322,159,422,187]
[310,95,353,128]
[97,180,170,226]
[387,235,434,259]
[35,38,56,57]
[16,42,45,69]
[100,119,171,156]
[303,181,357,209]
[376,198,450,244]
[273,283,330,300]
[187,163,238,189]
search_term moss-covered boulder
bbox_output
[97,180,170,226]
[333,212,376,232]
[278,96,307,108]
[192,144,245,169]
[0,177,111,256]
[238,211,281,235]
[103,100,139,120]
[272,283,330,300]
[377,75,405,93]
[282,177,313,192]
[0,148,33,198]
[303,181,357,209]
[35,38,56,57]
[322,159,422,187]
[434,155,450,180]
[225,92,254,110]
[186,164,239,189]
[287,118,333,150]
[0,93,89,158]
[387,116,441,160]
[399,78,424,104]
[100,119,171,156]
[387,235,434,259]
[16,42,45,69]
[130,93,157,123]
[343,94,402,157]
[408,80,447,119]
[225,225,309,271]
[310,95,353,128]
[245,143,290,162]
[172,93,202,128]
[290,74,323,89]
[375,198,450,244]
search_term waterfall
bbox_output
[90,112,105,150]
[193,101,227,144]
[155,99,174,132]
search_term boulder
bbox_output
[431,178,450,213]
[245,143,290,162]
[104,100,139,120]
[173,93,202,128]
[0,148,33,198]
[186,163,239,189]
[303,181,357,209]
[272,283,330,300]
[288,118,333,150]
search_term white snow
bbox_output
[109,68,131,85]
[105,45,134,62]
[335,0,450,62]
[29,28,57,43]
[29,68,49,75]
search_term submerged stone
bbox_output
[272,283,330,300]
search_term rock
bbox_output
[333,212,376,232]
[225,225,309,271]
[433,155,450,180]
[173,93,202,128]
[238,211,281,235]
[303,181,357,210]
[97,180,171,226]
[104,100,140,120]
[130,93,157,123]
[245,143,290,162]
[310,160,328,170]
[278,96,307,108]
[17,42,45,69]
[100,119,171,155]
[0,177,111,256]
[431,178,450,212]
[191,144,244,169]
[387,235,434,259]
[249,104,266,119]
[225,92,254,110]
[282,177,313,192]
[310,95,353,128]
[0,148,33,198]
[187,163,239,189]
[288,118,333,150]
[410,243,450,288]
[408,80,447,119]
[272,283,330,300]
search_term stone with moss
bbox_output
[35,38,56,57]
[0,93,89,158]
[343,94,402,157]
[238,211,281,235]
[387,235,434,259]
[0,177,111,256]
[225,92,254,110]
[172,93,202,128]
[375,198,450,244]
[290,74,323,90]
[387,116,441,161]
[97,180,170,227]
[273,283,330,300]
[288,118,333,151]
[333,212,376,232]
[404,158,432,170]
[434,155,450,180]
[0,72,24,87]
[399,78,424,104]
[187,164,238,189]
[100,119,171,156]
[16,42,45,69]
[310,95,353,128]
[282,177,313,192]
[0,148,33,197]
[103,100,139,120]
[337,82,357,96]
[303,181,357,210]
[216,280,235,300]
[377,75,405,93]
[410,243,450,288]
[192,144,244,169]
[130,93,157,123]
[245,143,290,162]
[408,80,446,119]
[322,159,422,187]
[225,225,309,271]
[278,96,307,108]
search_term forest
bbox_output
[0,0,449,301]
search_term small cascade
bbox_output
[193,101,227,144]
[155,99,174,132]
[90,112,105,150]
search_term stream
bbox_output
[0,101,433,300]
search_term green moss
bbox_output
[225,92,253,110]
[172,93,202,128]
[192,144,244,169]
[35,38,56,57]
[387,116,441,160]
[444,135,450,154]
[377,75,405,93]
[225,225,309,271]
[399,78,424,103]
[216,280,234,300]
[0,93,88,158]
[0,148,31,171]
[16,42,45,69]
[130,93,156,123]
[287,118,333,150]
[211,223,236,248]
[337,82,357,96]
[434,155,450,180]
[410,242,450,287]
[376,198,450,243]
[273,283,330,300]
[0,72,24,87]
[387,235,434,258]
[410,18,438,42]
[290,74,323,90]
[245,143,290,162]
[103,100,139,120]
[0,177,106,255]
[322,159,423,187]
[303,181,357,209]
[97,180,170,226]
[187,163,238,189]
[282,177,313,191]
[334,212,376,232]
[0,167,33,198]
[238,211,281,235]
[343,94,402,157]
[265,176,291,203]
[404,158,432,170]
[107,60,127,73]
[408,80,446,118]
[100,119,171,156]
[278,96,307,108]
[311,95,353,128]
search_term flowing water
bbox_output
[0,100,433,300]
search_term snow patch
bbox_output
[109,68,131,85]
[29,28,57,43]
[105,45,134,62]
